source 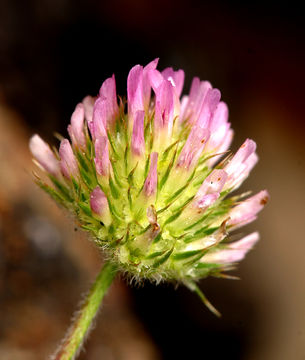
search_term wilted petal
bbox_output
[29,135,60,176]
[68,103,86,149]
[59,139,79,179]
[90,186,112,226]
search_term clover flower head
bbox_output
[29,59,268,313]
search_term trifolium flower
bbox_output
[29,59,268,315]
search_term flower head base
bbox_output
[29,60,268,311]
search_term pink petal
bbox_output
[195,169,228,199]
[82,95,95,123]
[208,128,234,167]
[209,102,229,134]
[223,138,257,189]
[99,74,119,122]
[226,139,256,176]
[127,64,144,121]
[94,136,110,177]
[59,139,79,179]
[90,186,111,226]
[228,190,269,227]
[68,103,86,149]
[29,135,60,176]
[143,58,159,109]
[176,127,210,170]
[195,192,220,209]
[162,67,185,97]
[148,69,164,92]
[180,78,212,125]
[202,249,248,264]
[93,83,118,136]
[154,80,175,136]
[202,232,260,264]
[206,102,231,151]
[229,232,260,250]
[91,97,108,140]
[131,110,145,157]
[143,152,158,197]
[196,88,221,130]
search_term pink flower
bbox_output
[59,139,79,179]
[98,75,119,127]
[228,190,269,228]
[29,59,268,292]
[176,126,210,170]
[161,67,185,97]
[223,138,258,190]
[127,59,159,124]
[29,135,60,177]
[201,232,260,264]
[82,95,95,123]
[90,186,111,226]
[68,103,86,150]
[193,169,228,211]
[180,77,212,126]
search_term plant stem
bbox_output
[52,261,118,360]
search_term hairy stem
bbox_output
[52,261,118,360]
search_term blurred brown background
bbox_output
[0,1,304,359]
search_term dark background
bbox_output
[0,1,304,359]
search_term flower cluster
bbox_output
[30,59,268,304]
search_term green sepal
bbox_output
[109,176,120,199]
[145,250,166,260]
[158,147,177,190]
[161,140,178,163]
[185,280,221,317]
[79,168,94,189]
[172,249,207,261]
[36,180,67,207]
[152,247,174,268]
[76,151,89,172]
[79,202,92,217]
[49,175,73,202]
[163,210,182,227]
[107,130,119,159]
